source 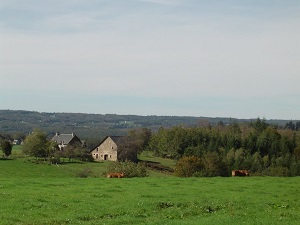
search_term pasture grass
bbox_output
[0,163,299,224]
[10,145,24,156]
[139,150,176,169]
[0,157,111,179]
[0,148,299,224]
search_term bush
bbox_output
[175,156,203,177]
[175,154,229,177]
[1,140,12,158]
[106,161,148,178]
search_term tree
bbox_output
[294,145,300,160]
[256,127,281,157]
[47,140,60,164]
[75,147,93,162]
[63,143,92,162]
[224,148,235,172]
[201,152,228,177]
[128,128,152,153]
[251,152,263,174]
[1,140,12,158]
[22,129,48,158]
[251,118,268,133]
[147,127,167,156]
[262,155,270,170]
[112,136,141,162]
[63,145,77,162]
[234,148,248,169]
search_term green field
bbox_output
[0,148,299,224]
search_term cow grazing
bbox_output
[107,172,125,178]
[232,170,250,177]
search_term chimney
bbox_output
[56,132,60,136]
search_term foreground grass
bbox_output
[0,175,299,224]
[0,149,299,224]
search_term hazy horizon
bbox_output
[1,108,297,121]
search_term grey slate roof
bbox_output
[109,136,126,146]
[51,133,81,145]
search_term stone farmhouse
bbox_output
[51,132,82,150]
[90,135,137,162]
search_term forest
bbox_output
[146,118,300,177]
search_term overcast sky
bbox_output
[1,0,299,120]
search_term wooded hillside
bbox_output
[0,109,297,149]
[0,110,291,132]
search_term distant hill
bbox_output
[0,110,291,147]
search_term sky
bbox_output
[0,0,299,120]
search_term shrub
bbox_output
[175,156,203,177]
[175,154,229,177]
[1,140,12,158]
[106,161,148,178]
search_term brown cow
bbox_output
[107,172,125,178]
[232,170,250,177]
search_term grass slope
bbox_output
[1,159,300,224]
[0,176,299,225]
[0,147,299,224]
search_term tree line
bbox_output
[1,118,300,177]
[146,118,300,177]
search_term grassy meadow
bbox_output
[0,147,299,224]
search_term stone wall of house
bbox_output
[91,137,118,161]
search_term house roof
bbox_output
[51,133,81,144]
[110,136,127,146]
[90,135,126,151]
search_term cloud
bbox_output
[1,1,300,118]
[1,10,299,97]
